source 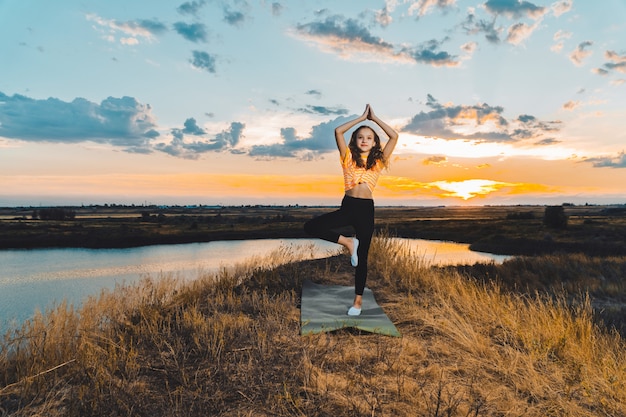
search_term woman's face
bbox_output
[355,127,375,153]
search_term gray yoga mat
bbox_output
[300,280,401,337]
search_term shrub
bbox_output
[543,205,568,229]
[33,208,76,221]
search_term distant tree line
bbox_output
[32,208,76,221]
[139,211,297,225]
[141,211,167,223]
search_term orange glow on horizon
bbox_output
[1,173,344,199]
[0,172,586,204]
[379,177,556,201]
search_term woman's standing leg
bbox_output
[354,200,375,294]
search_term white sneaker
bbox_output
[350,238,359,267]
[347,306,361,316]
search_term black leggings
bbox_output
[303,195,375,295]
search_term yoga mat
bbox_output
[300,280,401,337]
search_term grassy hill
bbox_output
[2,237,625,416]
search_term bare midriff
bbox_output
[345,182,373,200]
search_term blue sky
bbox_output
[1,0,625,206]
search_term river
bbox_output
[0,238,509,331]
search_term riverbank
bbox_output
[2,238,625,416]
[2,204,626,256]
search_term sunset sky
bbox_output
[1,0,625,207]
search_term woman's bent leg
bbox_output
[303,205,350,244]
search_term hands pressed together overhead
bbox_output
[335,103,399,159]
[361,104,374,121]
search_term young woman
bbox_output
[304,104,399,316]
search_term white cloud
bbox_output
[550,30,571,53]
[408,0,457,17]
[562,100,581,111]
[553,29,572,41]
[551,42,563,53]
[120,37,140,45]
[551,0,573,17]
[85,13,166,45]
[375,7,393,27]
[461,41,477,54]
[569,41,593,66]
[506,20,541,45]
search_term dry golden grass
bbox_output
[1,236,625,416]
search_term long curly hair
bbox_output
[348,126,387,170]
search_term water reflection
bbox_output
[0,238,509,331]
[395,238,510,265]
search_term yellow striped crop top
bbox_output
[341,151,383,192]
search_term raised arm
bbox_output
[367,105,399,161]
[335,104,370,158]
